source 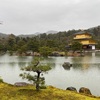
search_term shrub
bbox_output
[0,77,3,83]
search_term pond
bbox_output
[0,52,100,96]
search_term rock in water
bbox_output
[63,62,72,67]
[62,62,72,70]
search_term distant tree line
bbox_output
[0,30,76,55]
[0,28,100,56]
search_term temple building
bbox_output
[73,31,96,50]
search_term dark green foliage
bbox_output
[27,38,39,52]
[17,45,28,54]
[7,34,16,51]
[71,41,82,52]
[96,40,100,49]
[39,46,53,57]
[0,77,3,83]
[0,43,6,52]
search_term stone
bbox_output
[63,62,72,67]
[14,82,28,87]
[66,87,77,92]
[62,62,72,70]
[79,87,92,95]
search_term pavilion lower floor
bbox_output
[82,45,95,50]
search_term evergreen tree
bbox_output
[20,57,51,91]
[39,46,53,57]
[71,41,82,53]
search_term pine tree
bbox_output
[20,57,51,91]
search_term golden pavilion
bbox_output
[73,31,96,50]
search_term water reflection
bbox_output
[17,62,28,68]
[72,63,90,71]
[41,57,56,70]
[8,62,17,68]
[17,56,33,62]
[42,57,56,63]
[70,53,100,71]
[62,65,71,70]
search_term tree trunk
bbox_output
[36,71,41,91]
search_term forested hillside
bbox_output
[0,25,100,54]
[87,25,100,37]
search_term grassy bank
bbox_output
[0,82,100,100]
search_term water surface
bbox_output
[0,52,100,96]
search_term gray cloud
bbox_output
[0,0,100,35]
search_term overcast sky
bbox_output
[0,0,100,35]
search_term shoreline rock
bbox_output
[66,87,77,92]
[79,87,92,95]
[14,82,28,87]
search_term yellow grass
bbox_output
[0,82,100,100]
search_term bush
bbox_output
[40,85,47,89]
[0,77,3,83]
